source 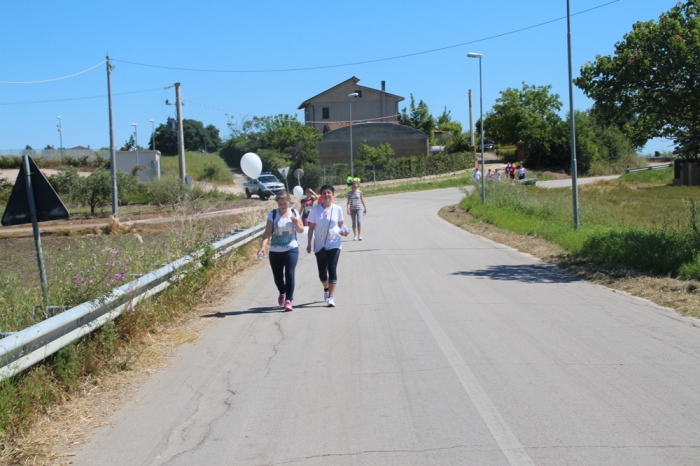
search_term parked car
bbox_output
[243,172,286,200]
[482,140,496,150]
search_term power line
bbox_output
[0,87,164,106]
[113,0,619,74]
[0,61,106,85]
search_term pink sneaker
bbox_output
[284,300,293,312]
[278,294,285,306]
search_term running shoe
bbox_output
[358,236,363,241]
[326,296,336,307]
[353,236,358,241]
[284,300,293,312]
[324,289,330,301]
[278,294,286,306]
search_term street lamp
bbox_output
[130,123,139,167]
[149,119,155,152]
[467,52,485,204]
[56,116,63,164]
[348,92,359,177]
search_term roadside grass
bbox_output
[615,167,673,185]
[336,174,473,199]
[0,210,266,458]
[460,181,700,279]
[160,152,232,184]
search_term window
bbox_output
[322,107,329,119]
[354,90,362,98]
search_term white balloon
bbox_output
[240,152,262,180]
[293,185,304,198]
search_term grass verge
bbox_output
[160,152,232,184]
[439,205,700,318]
[0,210,266,463]
[336,174,473,199]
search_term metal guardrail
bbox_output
[0,223,266,382]
[626,163,673,173]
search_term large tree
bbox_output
[575,0,700,155]
[483,83,564,167]
[150,119,222,155]
[400,94,436,145]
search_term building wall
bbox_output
[304,81,401,133]
[317,123,428,165]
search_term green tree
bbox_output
[220,114,321,171]
[575,1,700,155]
[358,141,394,166]
[70,169,138,214]
[483,83,564,167]
[400,94,436,145]
[150,119,223,155]
[24,145,33,150]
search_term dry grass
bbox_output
[440,204,700,318]
[0,211,266,465]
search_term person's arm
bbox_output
[257,218,274,257]
[290,213,304,233]
[360,193,367,213]
[346,195,351,215]
[337,207,349,236]
[306,222,315,253]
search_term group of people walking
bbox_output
[256,180,367,312]
[473,163,525,182]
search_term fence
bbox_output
[0,149,99,163]
[625,163,673,173]
[0,223,265,382]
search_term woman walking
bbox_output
[346,181,367,241]
[257,191,304,312]
[300,188,318,226]
[306,185,349,307]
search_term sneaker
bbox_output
[324,289,330,301]
[277,294,285,306]
[284,300,293,312]
[358,236,363,241]
[326,296,336,307]
[353,236,358,241]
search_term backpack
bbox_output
[271,208,298,223]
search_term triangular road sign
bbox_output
[1,157,70,227]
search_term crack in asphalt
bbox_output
[267,444,493,465]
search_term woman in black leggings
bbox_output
[306,185,349,307]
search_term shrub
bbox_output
[202,161,221,180]
[0,156,22,169]
[48,167,80,195]
[147,177,189,206]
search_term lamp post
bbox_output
[130,123,139,167]
[566,0,580,230]
[150,119,155,152]
[467,52,485,204]
[56,116,63,164]
[348,92,359,177]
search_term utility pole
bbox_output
[567,0,580,230]
[175,83,186,183]
[106,56,118,217]
[468,90,475,149]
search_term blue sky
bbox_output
[0,0,676,154]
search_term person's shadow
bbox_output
[201,301,328,318]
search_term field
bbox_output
[160,151,233,184]
[460,169,700,279]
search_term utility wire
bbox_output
[0,60,106,85]
[113,0,619,74]
[0,87,164,106]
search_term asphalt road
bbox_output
[74,188,700,465]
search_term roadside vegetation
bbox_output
[459,179,700,280]
[0,209,266,461]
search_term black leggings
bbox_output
[269,248,299,301]
[315,248,341,284]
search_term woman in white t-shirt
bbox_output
[306,184,350,307]
[257,191,304,312]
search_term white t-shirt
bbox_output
[267,209,299,252]
[473,171,481,181]
[307,204,344,253]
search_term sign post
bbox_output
[2,156,70,301]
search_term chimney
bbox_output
[381,80,386,91]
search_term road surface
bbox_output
[73,188,700,465]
